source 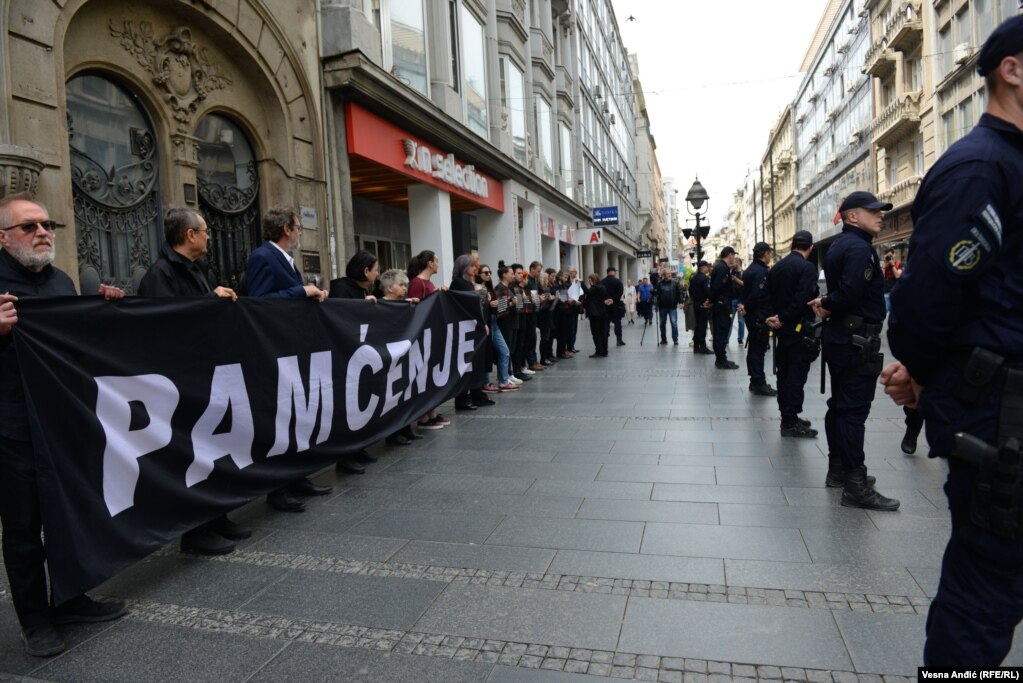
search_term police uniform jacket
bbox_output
[689,271,710,307]
[740,260,770,322]
[0,249,77,440]
[765,252,818,340]
[888,113,1023,459]
[821,225,884,345]
[137,242,215,297]
[709,261,732,307]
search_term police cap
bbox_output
[697,260,710,268]
[977,15,1023,77]
[752,241,773,256]
[791,230,814,249]
[838,191,893,213]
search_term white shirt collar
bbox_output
[269,240,295,268]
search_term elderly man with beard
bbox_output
[0,193,127,657]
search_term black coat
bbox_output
[137,243,215,297]
[689,272,710,306]
[583,283,609,318]
[329,277,381,299]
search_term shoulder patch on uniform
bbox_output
[863,267,873,281]
[946,223,997,274]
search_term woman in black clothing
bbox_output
[328,250,382,300]
[552,270,575,359]
[450,254,494,409]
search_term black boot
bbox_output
[841,466,900,511]
[901,425,921,455]
[825,455,875,488]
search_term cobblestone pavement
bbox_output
[2,323,1021,681]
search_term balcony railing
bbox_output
[878,174,923,208]
[863,37,895,78]
[871,90,922,147]
[885,0,923,53]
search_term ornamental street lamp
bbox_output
[683,177,711,263]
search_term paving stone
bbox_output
[660,672,683,683]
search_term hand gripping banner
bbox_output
[11,292,485,603]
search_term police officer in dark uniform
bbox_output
[810,191,899,511]
[765,231,819,437]
[881,16,1023,665]
[689,261,713,355]
[709,247,740,369]
[740,242,775,395]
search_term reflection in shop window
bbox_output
[460,5,488,137]
[500,57,527,165]
[390,0,428,94]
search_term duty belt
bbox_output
[837,314,881,336]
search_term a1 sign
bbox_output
[574,228,604,245]
[592,206,619,226]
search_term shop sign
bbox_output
[574,228,604,245]
[636,250,653,258]
[592,206,618,226]
[403,140,490,199]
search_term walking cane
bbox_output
[640,308,649,346]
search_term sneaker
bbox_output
[509,375,523,385]
[513,373,530,382]
[715,361,740,369]
[673,340,679,346]
[520,367,536,376]
[417,419,445,430]
[482,383,500,393]
[499,381,519,392]
[51,596,127,625]
[21,624,64,657]
[432,414,450,426]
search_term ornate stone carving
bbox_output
[109,21,232,130]
[0,145,46,199]
[170,132,201,168]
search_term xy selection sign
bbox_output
[592,206,619,227]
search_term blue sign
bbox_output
[592,206,619,227]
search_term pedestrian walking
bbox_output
[624,279,637,324]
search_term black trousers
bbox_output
[746,329,770,386]
[712,306,731,362]
[694,307,709,350]
[518,312,537,365]
[775,338,812,424]
[554,310,572,356]
[609,311,623,342]
[0,437,51,628]
[823,342,877,470]
[589,316,609,355]
[537,311,554,361]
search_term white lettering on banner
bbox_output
[96,375,180,516]
[186,364,254,488]
[268,352,334,456]
[402,139,490,199]
[94,319,477,515]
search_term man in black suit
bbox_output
[689,261,713,355]
[246,206,334,511]
[600,266,626,347]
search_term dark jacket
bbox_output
[655,278,683,307]
[329,276,380,299]
[740,259,771,321]
[600,275,624,305]
[246,241,305,298]
[822,225,885,344]
[137,243,214,297]
[583,283,609,318]
[689,271,710,307]
[0,249,77,440]
[765,251,818,340]
[709,260,733,307]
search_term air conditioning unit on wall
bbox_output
[954,43,972,65]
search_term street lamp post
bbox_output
[683,177,711,263]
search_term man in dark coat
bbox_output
[138,208,249,556]
[583,274,611,357]
[689,261,713,355]
[740,242,775,395]
[601,266,626,347]
[0,194,127,657]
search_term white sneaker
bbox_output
[510,376,523,385]
[521,367,536,376]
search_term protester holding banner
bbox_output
[476,263,502,393]
[450,254,494,410]
[138,207,250,556]
[537,268,558,365]
[378,268,426,446]
[328,249,382,300]
[246,206,337,504]
[0,193,128,657]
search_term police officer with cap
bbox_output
[880,14,1023,665]
[765,231,820,436]
[689,261,713,354]
[709,246,740,369]
[810,191,900,511]
[740,242,775,395]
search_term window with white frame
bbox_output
[559,122,574,200]
[536,97,554,184]
[460,5,488,137]
[373,0,429,95]
[500,57,527,166]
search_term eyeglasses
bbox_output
[1,220,57,234]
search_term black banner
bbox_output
[12,292,485,603]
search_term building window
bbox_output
[536,97,554,184]
[448,0,459,90]
[373,0,429,95]
[937,25,953,81]
[913,134,925,175]
[559,122,573,200]
[1001,0,1020,22]
[957,97,974,138]
[975,0,994,42]
[942,110,955,151]
[460,5,488,137]
[500,57,527,166]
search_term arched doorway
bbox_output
[195,114,260,289]
[66,73,162,293]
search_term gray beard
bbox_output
[5,242,54,270]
